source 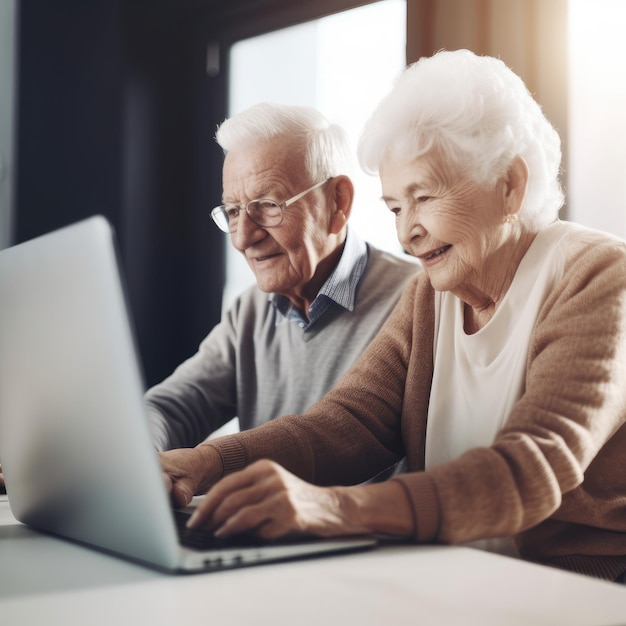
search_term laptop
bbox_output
[0,216,377,573]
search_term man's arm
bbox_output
[146,301,242,451]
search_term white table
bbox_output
[1,496,625,626]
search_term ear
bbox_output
[503,156,529,217]
[329,175,354,235]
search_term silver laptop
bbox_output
[0,216,376,573]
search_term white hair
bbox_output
[215,102,355,182]
[358,49,564,228]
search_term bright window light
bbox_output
[568,0,626,236]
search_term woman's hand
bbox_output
[187,459,416,541]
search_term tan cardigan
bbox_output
[208,222,626,581]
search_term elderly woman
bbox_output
[161,49,626,582]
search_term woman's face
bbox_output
[379,152,509,296]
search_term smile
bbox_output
[423,245,452,260]
[252,252,281,263]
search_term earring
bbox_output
[504,213,518,224]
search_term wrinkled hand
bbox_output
[188,459,369,540]
[160,445,223,509]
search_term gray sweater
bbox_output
[147,243,418,450]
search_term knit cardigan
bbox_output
[207,221,626,581]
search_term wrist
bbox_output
[335,482,415,537]
[195,444,224,492]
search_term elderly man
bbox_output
[146,102,417,454]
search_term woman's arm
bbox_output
[187,459,416,540]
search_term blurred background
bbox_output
[0,0,624,388]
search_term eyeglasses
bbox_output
[211,178,332,233]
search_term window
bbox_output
[568,0,626,236]
[0,0,17,249]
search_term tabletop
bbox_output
[1,496,625,626]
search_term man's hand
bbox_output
[160,445,223,508]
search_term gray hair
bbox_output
[358,49,564,228]
[216,102,355,182]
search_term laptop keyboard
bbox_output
[173,510,266,550]
[173,510,320,551]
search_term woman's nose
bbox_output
[396,208,422,246]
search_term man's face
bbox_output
[221,139,337,304]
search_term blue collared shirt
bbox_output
[270,227,368,330]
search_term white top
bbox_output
[425,222,569,557]
[426,221,568,468]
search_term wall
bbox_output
[0,0,17,249]
[14,0,225,387]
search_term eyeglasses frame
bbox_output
[211,177,332,233]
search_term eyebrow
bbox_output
[381,182,431,203]
[222,188,276,204]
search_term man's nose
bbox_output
[231,209,265,250]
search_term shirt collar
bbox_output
[270,227,368,323]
